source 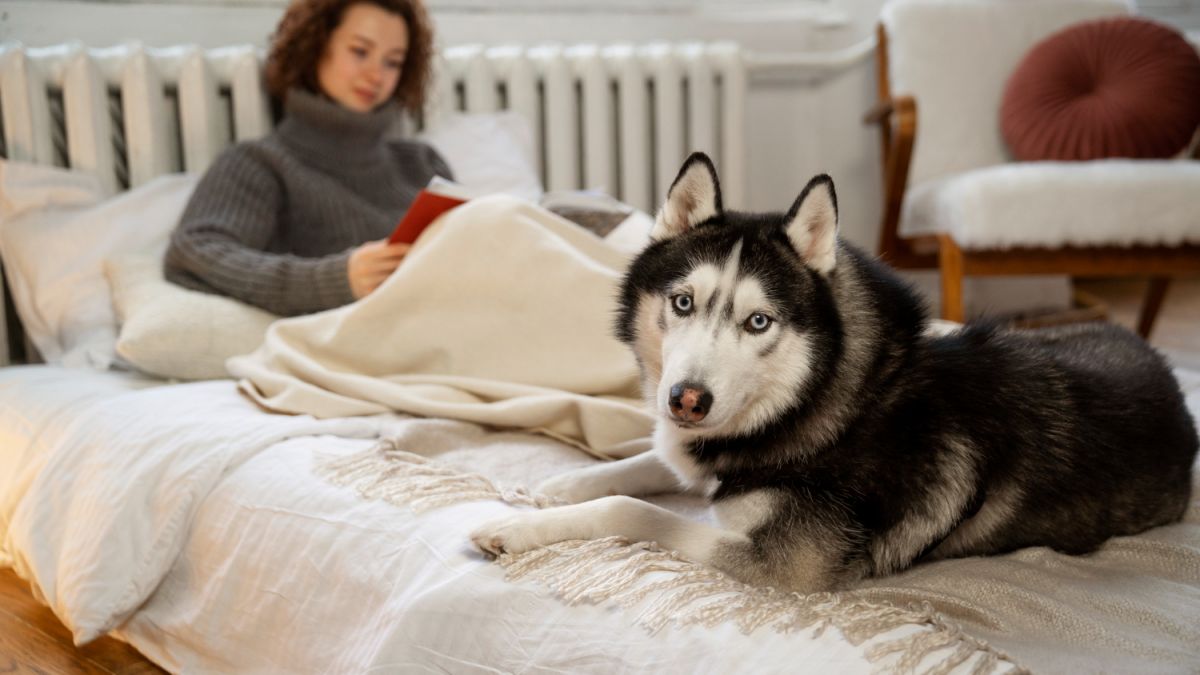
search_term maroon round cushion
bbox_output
[1001,16,1200,161]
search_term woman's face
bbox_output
[316,3,409,113]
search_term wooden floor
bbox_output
[0,278,1196,672]
[0,567,164,674]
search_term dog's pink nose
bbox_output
[669,382,712,423]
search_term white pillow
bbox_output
[0,162,197,368]
[0,159,105,218]
[418,111,543,202]
[105,253,279,380]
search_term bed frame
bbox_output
[0,40,749,365]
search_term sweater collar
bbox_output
[276,88,397,167]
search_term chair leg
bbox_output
[1136,277,1170,339]
[938,235,965,323]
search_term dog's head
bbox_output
[616,152,843,439]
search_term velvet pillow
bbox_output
[1001,16,1200,161]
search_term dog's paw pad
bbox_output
[471,532,508,557]
[470,517,537,557]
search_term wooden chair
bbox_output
[865,0,1200,338]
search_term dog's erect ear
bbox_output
[651,152,723,241]
[785,174,838,274]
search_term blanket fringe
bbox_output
[499,539,1025,675]
[316,442,1025,675]
[317,438,562,512]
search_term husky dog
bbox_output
[470,153,1198,592]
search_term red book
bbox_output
[388,178,473,244]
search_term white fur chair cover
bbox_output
[900,160,1200,249]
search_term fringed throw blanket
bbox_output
[319,440,1023,674]
[320,428,1200,675]
[228,195,655,459]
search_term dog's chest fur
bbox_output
[654,425,711,488]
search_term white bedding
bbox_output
[0,366,916,673]
[2,364,1197,673]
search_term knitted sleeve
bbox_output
[163,145,356,316]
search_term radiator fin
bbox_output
[0,41,746,213]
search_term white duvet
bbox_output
[4,364,1197,674]
[0,366,904,673]
[0,366,388,642]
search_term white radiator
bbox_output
[0,41,746,213]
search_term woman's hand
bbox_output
[348,239,411,299]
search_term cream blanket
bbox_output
[322,414,1200,675]
[228,196,655,459]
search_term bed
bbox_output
[1,40,1199,675]
[0,364,934,673]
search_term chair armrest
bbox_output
[862,95,915,126]
[862,99,895,126]
[868,96,931,267]
[862,101,890,125]
[880,95,917,190]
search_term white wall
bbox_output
[0,1,888,250]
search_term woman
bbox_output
[165,0,451,316]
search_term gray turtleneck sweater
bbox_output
[164,89,452,316]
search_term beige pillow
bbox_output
[104,254,279,380]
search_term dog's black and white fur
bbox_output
[470,152,1198,592]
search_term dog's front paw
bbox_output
[536,469,608,504]
[470,513,551,557]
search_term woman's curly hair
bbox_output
[264,0,435,115]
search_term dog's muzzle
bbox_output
[669,382,713,424]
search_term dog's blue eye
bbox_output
[745,313,772,333]
[672,294,693,314]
